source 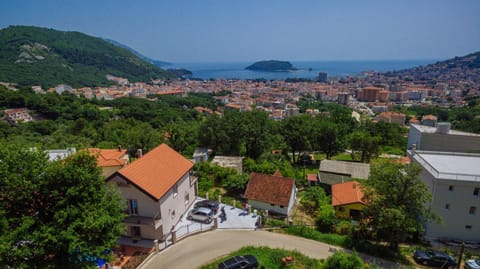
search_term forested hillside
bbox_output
[0,26,173,88]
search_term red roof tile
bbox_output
[244,172,295,206]
[422,114,438,121]
[88,148,128,167]
[331,181,365,207]
[113,144,193,200]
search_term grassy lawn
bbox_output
[332,153,354,161]
[199,246,322,269]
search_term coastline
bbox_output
[170,59,438,80]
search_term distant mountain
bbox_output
[246,60,297,72]
[0,25,174,88]
[104,38,171,67]
[383,51,480,83]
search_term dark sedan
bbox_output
[194,199,220,214]
[218,255,258,269]
[413,249,457,269]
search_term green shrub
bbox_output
[284,226,348,247]
[335,220,353,235]
[316,204,336,233]
[323,251,364,269]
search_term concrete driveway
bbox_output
[140,230,335,269]
[217,205,258,229]
[176,199,258,237]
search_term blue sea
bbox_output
[169,60,437,80]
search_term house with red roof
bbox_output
[244,172,296,216]
[3,108,33,125]
[421,114,438,127]
[87,148,129,178]
[106,144,196,241]
[331,181,365,220]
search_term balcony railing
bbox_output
[124,212,162,229]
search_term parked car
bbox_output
[187,207,214,224]
[413,249,457,268]
[194,200,219,214]
[218,255,258,269]
[465,259,480,269]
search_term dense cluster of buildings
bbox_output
[21,65,477,122]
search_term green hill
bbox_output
[0,25,174,88]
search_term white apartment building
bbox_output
[407,123,480,153]
[409,150,480,241]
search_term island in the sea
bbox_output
[245,60,297,72]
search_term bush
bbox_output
[222,173,249,193]
[335,220,353,235]
[284,226,348,247]
[323,251,364,269]
[316,204,336,233]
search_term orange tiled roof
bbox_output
[409,118,420,123]
[115,144,193,200]
[331,181,365,207]
[88,148,128,167]
[422,114,438,121]
[244,172,295,206]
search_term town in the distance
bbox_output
[1,24,480,269]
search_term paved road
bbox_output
[141,230,336,269]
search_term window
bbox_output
[280,205,284,208]
[185,193,190,205]
[466,225,472,229]
[173,184,178,197]
[448,185,454,191]
[445,204,450,210]
[474,187,480,196]
[469,206,476,215]
[127,199,138,215]
[339,207,345,212]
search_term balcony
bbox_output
[124,212,162,229]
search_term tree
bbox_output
[359,161,437,249]
[323,251,364,269]
[0,145,125,268]
[363,121,406,149]
[222,173,249,193]
[313,120,345,159]
[242,111,273,160]
[316,204,336,233]
[280,115,313,164]
[301,186,329,210]
[163,119,198,154]
[348,131,380,163]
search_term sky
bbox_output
[1,0,479,63]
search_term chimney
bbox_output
[136,149,143,158]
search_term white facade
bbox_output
[410,151,480,241]
[407,123,480,153]
[109,171,196,240]
[249,184,296,216]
